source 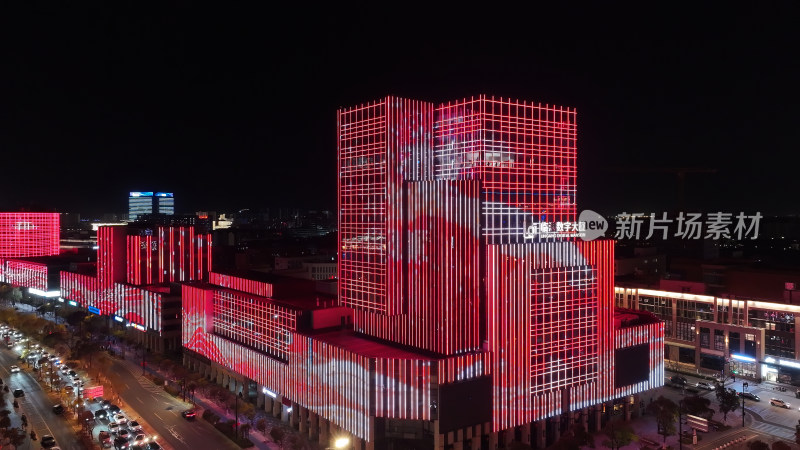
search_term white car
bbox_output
[770,398,791,408]
[9,365,19,373]
[108,422,120,434]
[696,381,715,390]
[114,414,128,425]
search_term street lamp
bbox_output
[333,437,350,449]
[678,398,684,450]
[234,391,243,439]
[742,382,749,428]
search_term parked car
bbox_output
[114,413,128,425]
[696,381,715,390]
[108,422,120,434]
[41,435,57,448]
[95,409,108,420]
[132,434,147,446]
[68,370,77,377]
[52,404,64,415]
[114,436,129,449]
[770,398,790,408]
[129,420,142,432]
[101,399,112,409]
[12,389,23,398]
[108,404,121,414]
[145,443,162,450]
[9,365,19,373]
[98,430,112,448]
[118,429,130,440]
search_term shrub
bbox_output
[151,376,164,386]
[202,410,220,424]
[164,384,181,397]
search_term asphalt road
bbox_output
[102,356,240,450]
[0,348,82,450]
[664,369,800,442]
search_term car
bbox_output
[114,414,128,425]
[739,392,760,401]
[52,404,64,415]
[95,409,108,420]
[9,365,19,373]
[68,370,77,377]
[101,399,112,409]
[696,381,715,390]
[118,429,130,440]
[108,404,121,414]
[128,421,142,432]
[132,434,147,446]
[40,435,57,448]
[770,398,791,408]
[145,443,162,450]
[670,375,688,386]
[181,409,197,420]
[108,422,120,434]
[98,430,112,447]
[12,389,23,398]
[114,436,129,449]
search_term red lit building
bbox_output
[0,213,59,259]
[182,96,664,449]
[61,223,211,352]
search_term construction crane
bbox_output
[602,167,718,211]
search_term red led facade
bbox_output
[0,213,59,258]
[181,95,664,445]
[126,226,211,285]
[61,224,210,331]
[4,260,48,291]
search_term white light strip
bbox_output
[28,288,60,298]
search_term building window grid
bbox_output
[434,98,577,244]
[0,213,60,258]
[339,101,390,313]
[530,265,598,394]
[212,291,295,361]
[714,329,725,351]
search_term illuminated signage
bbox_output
[87,306,100,315]
[68,300,78,306]
[57,297,64,303]
[779,359,800,369]
[262,387,277,398]
[129,192,154,197]
[765,357,777,364]
[113,316,124,323]
[131,323,146,331]
[731,354,756,362]
[28,288,59,298]
[84,385,104,398]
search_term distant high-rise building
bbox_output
[156,192,174,215]
[128,192,174,221]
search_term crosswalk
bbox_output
[747,420,794,440]
[118,358,174,398]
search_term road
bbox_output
[0,348,82,450]
[665,370,800,442]
[103,356,240,450]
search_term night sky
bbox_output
[2,4,798,218]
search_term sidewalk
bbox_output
[113,343,301,450]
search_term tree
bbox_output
[256,418,267,434]
[773,440,792,450]
[717,388,741,423]
[270,427,286,450]
[682,394,714,419]
[646,395,678,445]
[747,440,770,450]
[602,421,637,450]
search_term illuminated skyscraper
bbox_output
[128,191,175,221]
[183,95,664,449]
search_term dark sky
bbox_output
[1,4,798,217]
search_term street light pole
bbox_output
[678,399,683,450]
[742,382,748,428]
